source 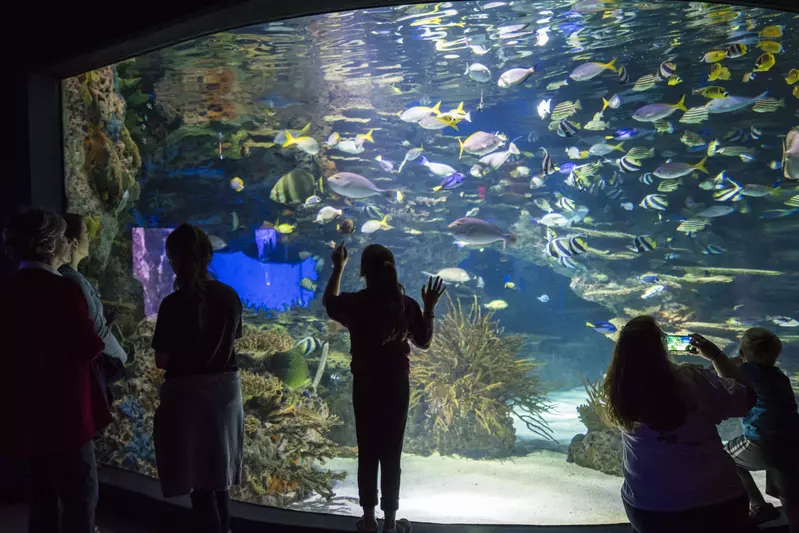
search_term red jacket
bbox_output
[0,267,109,457]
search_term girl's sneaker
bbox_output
[383,518,412,533]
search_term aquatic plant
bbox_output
[236,324,296,358]
[406,296,553,458]
[576,373,615,433]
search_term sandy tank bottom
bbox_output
[292,388,776,525]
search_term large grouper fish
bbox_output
[448,217,516,249]
[327,172,402,201]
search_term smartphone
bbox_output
[666,335,693,352]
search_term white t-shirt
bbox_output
[621,365,751,512]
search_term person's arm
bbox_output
[60,284,105,363]
[65,270,128,364]
[323,243,350,325]
[690,333,757,411]
[323,264,345,308]
[151,297,174,371]
[411,276,446,350]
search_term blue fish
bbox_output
[432,172,466,192]
[640,274,660,283]
[586,321,617,334]
[558,162,578,174]
[610,128,640,141]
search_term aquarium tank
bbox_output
[62,0,799,525]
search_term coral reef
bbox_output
[576,373,614,432]
[96,318,342,507]
[236,324,296,359]
[405,296,553,459]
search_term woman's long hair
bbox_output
[360,244,407,344]
[2,207,66,263]
[165,223,213,299]
[604,316,688,433]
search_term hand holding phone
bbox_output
[688,333,723,361]
[665,334,694,353]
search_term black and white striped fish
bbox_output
[618,65,630,84]
[619,156,642,173]
[557,119,579,138]
[295,336,325,356]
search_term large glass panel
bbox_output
[62,0,799,524]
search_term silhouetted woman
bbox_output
[0,207,108,533]
[59,213,127,406]
[152,223,244,533]
[324,243,445,533]
[604,316,757,533]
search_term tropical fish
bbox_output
[642,285,666,299]
[681,130,707,148]
[759,25,783,38]
[419,115,459,130]
[618,65,630,84]
[640,173,654,185]
[668,76,683,86]
[708,63,731,81]
[630,235,657,252]
[361,215,392,234]
[208,235,227,251]
[657,180,680,193]
[465,63,492,82]
[680,106,710,124]
[786,69,799,85]
[702,244,726,255]
[510,166,531,179]
[697,205,735,218]
[753,52,776,72]
[458,131,507,158]
[470,143,521,177]
[327,172,400,200]
[701,50,728,63]
[726,43,747,58]
[654,158,708,179]
[590,142,625,156]
[273,123,311,145]
[282,131,320,155]
[677,218,709,233]
[570,58,617,81]
[498,67,537,87]
[783,128,799,180]
[693,86,729,99]
[270,169,320,205]
[752,98,785,113]
[375,155,394,172]
[303,196,322,208]
[537,99,552,120]
[419,156,456,177]
[422,268,470,284]
[230,177,245,192]
[537,294,550,303]
[484,300,509,310]
[449,217,515,248]
[627,147,655,160]
[619,156,642,173]
[770,316,799,328]
[541,148,557,175]
[316,206,344,223]
[706,92,768,114]
[633,74,658,92]
[325,132,340,147]
[551,100,582,121]
[757,41,784,55]
[295,336,324,355]
[557,119,580,138]
[433,172,466,192]
[633,95,687,122]
[640,194,669,210]
[299,278,318,291]
[398,146,424,173]
[534,198,553,212]
[400,101,441,123]
[547,80,570,90]
[586,321,617,334]
[602,94,622,113]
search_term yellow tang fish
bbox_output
[709,63,731,81]
[759,25,783,38]
[786,69,799,85]
[753,52,776,73]
[757,41,784,54]
[702,50,728,63]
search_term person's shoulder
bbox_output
[208,280,241,301]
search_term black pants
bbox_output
[624,493,752,533]
[28,440,98,533]
[189,489,230,533]
[353,373,410,512]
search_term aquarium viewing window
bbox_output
[62,0,798,525]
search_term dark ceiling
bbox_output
[13,0,799,78]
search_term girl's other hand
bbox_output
[422,276,446,310]
[332,242,348,268]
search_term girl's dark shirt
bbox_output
[326,290,433,377]
[152,280,243,380]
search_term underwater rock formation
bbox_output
[62,66,145,339]
[405,296,552,459]
[567,429,623,477]
[236,324,297,359]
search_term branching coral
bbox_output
[406,296,553,458]
[236,324,296,358]
[576,373,615,432]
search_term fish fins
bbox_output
[299,122,311,134]
[694,157,709,174]
[615,141,625,152]
[362,129,375,143]
[432,185,443,192]
[282,130,297,148]
[602,98,609,113]
[458,138,465,159]
[456,101,465,113]
[674,94,688,112]
[575,100,582,111]
[431,101,442,114]
[319,176,324,194]
[604,57,618,72]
